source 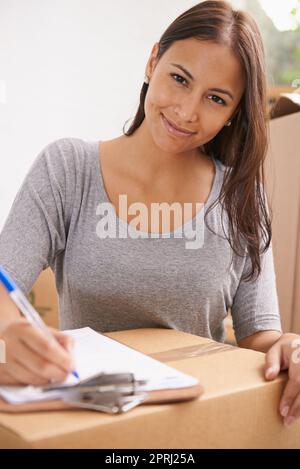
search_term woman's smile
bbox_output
[161,113,197,137]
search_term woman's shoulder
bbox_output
[33,137,98,176]
[24,137,99,198]
[41,136,96,162]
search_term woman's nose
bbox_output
[175,95,200,123]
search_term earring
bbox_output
[226,120,232,127]
[144,75,150,85]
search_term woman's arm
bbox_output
[238,330,282,353]
[0,139,74,296]
[230,235,283,346]
[0,139,77,385]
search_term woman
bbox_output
[0,1,299,426]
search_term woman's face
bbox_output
[144,38,246,154]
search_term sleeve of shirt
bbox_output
[231,240,283,344]
[0,138,77,295]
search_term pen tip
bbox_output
[72,371,80,379]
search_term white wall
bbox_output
[0,0,198,230]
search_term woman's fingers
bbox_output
[284,392,300,426]
[0,365,19,385]
[20,323,74,374]
[9,339,69,384]
[4,359,50,387]
[0,319,75,385]
[51,329,74,354]
[280,360,300,424]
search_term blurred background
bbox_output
[0,0,299,229]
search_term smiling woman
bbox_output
[124,0,267,284]
[1,0,297,425]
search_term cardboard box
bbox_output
[29,268,59,329]
[265,91,300,333]
[0,328,299,449]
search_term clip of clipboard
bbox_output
[43,371,203,414]
[43,372,149,414]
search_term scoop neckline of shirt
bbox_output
[93,140,220,237]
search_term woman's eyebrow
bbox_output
[170,63,234,101]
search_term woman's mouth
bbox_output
[161,114,196,137]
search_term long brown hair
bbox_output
[123,0,271,282]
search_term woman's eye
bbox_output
[208,95,226,106]
[170,73,188,86]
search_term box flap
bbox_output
[271,89,300,119]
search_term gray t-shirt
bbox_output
[0,138,282,343]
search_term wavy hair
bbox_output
[123,0,272,282]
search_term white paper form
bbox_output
[0,327,199,404]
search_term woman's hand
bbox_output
[0,318,74,386]
[265,332,300,426]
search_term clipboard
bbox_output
[0,328,204,414]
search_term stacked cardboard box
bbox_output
[265,91,300,333]
[29,268,59,329]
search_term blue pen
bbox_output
[0,265,79,380]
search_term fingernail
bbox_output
[266,367,274,379]
[284,416,296,427]
[281,406,290,417]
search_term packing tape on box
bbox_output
[149,341,236,362]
